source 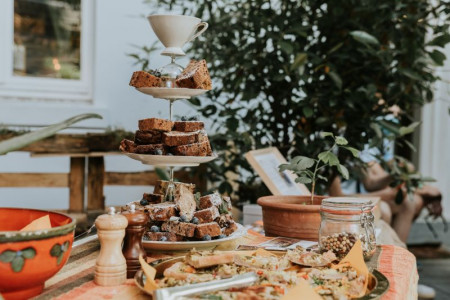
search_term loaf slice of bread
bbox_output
[175,185,197,221]
[135,130,162,145]
[138,118,174,132]
[129,71,162,88]
[162,131,199,146]
[142,193,163,204]
[147,202,177,221]
[170,141,210,156]
[161,221,197,237]
[176,60,212,90]
[173,121,205,132]
[195,222,221,238]
[146,232,183,242]
[193,207,220,224]
[185,251,235,268]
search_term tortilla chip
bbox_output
[20,215,51,231]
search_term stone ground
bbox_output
[407,222,450,300]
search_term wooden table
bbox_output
[34,223,418,300]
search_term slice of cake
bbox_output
[175,185,197,221]
[135,130,162,145]
[138,118,174,132]
[162,131,199,146]
[142,193,163,204]
[173,121,205,132]
[175,60,212,90]
[146,232,183,242]
[170,141,210,156]
[147,202,178,221]
[161,221,197,237]
[198,192,223,209]
[119,139,137,153]
[134,143,166,155]
[129,71,162,88]
[153,180,196,198]
[195,222,221,238]
[193,207,220,224]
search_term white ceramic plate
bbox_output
[124,152,217,167]
[136,87,208,99]
[142,223,247,251]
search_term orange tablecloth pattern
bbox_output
[33,232,418,300]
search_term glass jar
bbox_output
[319,197,376,260]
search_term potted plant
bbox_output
[257,133,359,240]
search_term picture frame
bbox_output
[245,147,311,195]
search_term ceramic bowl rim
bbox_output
[0,207,76,243]
[257,195,327,211]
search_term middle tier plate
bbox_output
[136,87,208,99]
[124,152,217,167]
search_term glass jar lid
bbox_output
[321,197,374,215]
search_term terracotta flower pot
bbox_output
[0,208,76,300]
[257,195,327,241]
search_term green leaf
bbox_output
[61,241,70,252]
[343,146,360,158]
[11,256,25,272]
[399,121,420,136]
[0,250,16,263]
[295,177,312,184]
[0,113,102,155]
[399,68,422,81]
[328,71,342,90]
[320,132,334,138]
[21,248,36,259]
[427,33,450,47]
[194,192,201,207]
[291,53,308,71]
[335,136,348,145]
[429,50,447,66]
[279,41,293,54]
[316,174,328,182]
[50,244,62,257]
[293,156,315,170]
[188,97,201,106]
[302,106,314,118]
[337,164,349,180]
[318,152,339,166]
[279,164,291,172]
[350,30,380,45]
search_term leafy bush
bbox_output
[134,0,450,205]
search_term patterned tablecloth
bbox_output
[33,226,418,300]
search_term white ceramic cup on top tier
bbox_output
[148,14,208,57]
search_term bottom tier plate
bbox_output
[124,152,217,167]
[142,223,247,251]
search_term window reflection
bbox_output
[13,0,81,80]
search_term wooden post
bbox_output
[69,157,86,212]
[88,157,105,211]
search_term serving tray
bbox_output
[136,87,208,99]
[142,223,247,251]
[135,255,389,299]
[124,152,217,167]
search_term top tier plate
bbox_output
[124,152,217,167]
[136,87,208,99]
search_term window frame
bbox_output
[0,0,94,102]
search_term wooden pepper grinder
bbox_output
[94,207,128,286]
[122,204,149,278]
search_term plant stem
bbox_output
[311,160,321,204]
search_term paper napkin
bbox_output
[20,215,51,231]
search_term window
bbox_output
[0,0,93,102]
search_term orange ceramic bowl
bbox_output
[0,208,76,300]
